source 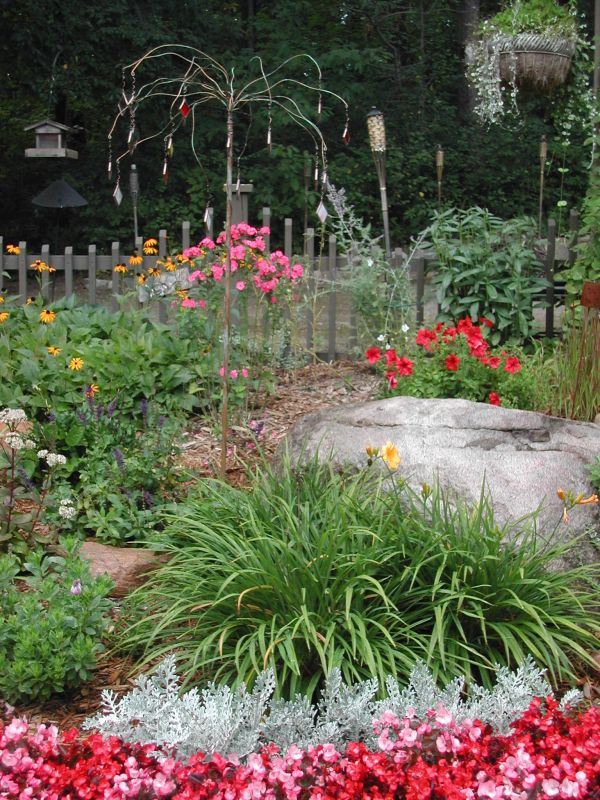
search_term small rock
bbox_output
[79,541,168,597]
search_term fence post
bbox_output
[328,234,337,362]
[305,227,315,360]
[567,208,579,270]
[40,244,51,302]
[182,220,190,252]
[414,254,425,325]
[88,244,97,305]
[158,228,168,323]
[111,242,120,312]
[262,207,271,253]
[64,247,73,302]
[545,219,556,338]
[18,242,27,304]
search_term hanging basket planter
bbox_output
[494,33,576,90]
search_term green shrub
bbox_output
[422,208,549,344]
[120,459,599,698]
[0,538,113,703]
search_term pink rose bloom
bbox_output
[211,264,224,281]
[292,263,304,279]
[230,369,238,379]
[259,226,270,235]
[235,280,246,291]
[200,237,215,250]
[231,244,246,260]
[219,366,225,377]
[241,367,249,378]
[188,270,206,282]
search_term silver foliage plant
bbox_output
[83,655,582,760]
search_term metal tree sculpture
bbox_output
[108,46,349,477]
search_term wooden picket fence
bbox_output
[0,207,580,359]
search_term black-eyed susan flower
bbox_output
[68,357,84,371]
[129,253,143,266]
[137,274,146,285]
[143,237,158,255]
[113,263,129,274]
[175,289,189,300]
[26,296,34,305]
[0,295,4,304]
[163,257,177,272]
[47,346,61,356]
[39,309,56,324]
[0,311,9,324]
[30,259,48,273]
[6,244,20,255]
[85,384,100,398]
[147,266,161,277]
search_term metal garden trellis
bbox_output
[107,46,349,477]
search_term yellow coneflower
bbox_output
[39,309,56,324]
[129,253,143,266]
[68,357,84,371]
[176,253,189,263]
[85,384,100,398]
[30,259,48,273]
[380,441,401,471]
[137,274,146,285]
[6,244,20,255]
[147,266,161,277]
[48,265,57,273]
[0,311,9,324]
[164,257,177,272]
[47,346,61,356]
[143,238,158,255]
[113,263,129,274]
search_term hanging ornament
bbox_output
[113,183,123,206]
[180,98,190,118]
[166,134,174,158]
[321,170,328,189]
[314,164,319,191]
[267,123,272,153]
[127,126,135,144]
[342,123,351,145]
[317,94,322,118]
[162,158,169,184]
[107,159,113,180]
[316,200,328,224]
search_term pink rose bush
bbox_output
[366,317,534,409]
[2,698,600,798]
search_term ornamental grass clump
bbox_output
[120,457,600,698]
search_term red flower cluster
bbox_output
[2,698,600,799]
[367,317,522,404]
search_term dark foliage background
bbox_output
[0,0,594,252]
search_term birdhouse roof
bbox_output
[23,119,73,133]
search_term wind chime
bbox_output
[107,47,350,477]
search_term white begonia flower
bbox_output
[0,408,27,425]
[3,433,24,450]
[37,449,49,459]
[401,323,410,333]
[46,453,67,467]
[377,334,385,342]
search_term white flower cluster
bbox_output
[3,433,36,451]
[0,408,27,425]
[58,498,77,520]
[37,450,67,467]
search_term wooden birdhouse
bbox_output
[24,119,78,159]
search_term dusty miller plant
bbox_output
[326,184,413,350]
[84,655,581,760]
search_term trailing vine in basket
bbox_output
[466,0,592,131]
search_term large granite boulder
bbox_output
[281,397,600,559]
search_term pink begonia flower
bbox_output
[183,246,201,258]
[235,281,246,291]
[241,367,249,378]
[435,704,453,726]
[211,264,224,281]
[231,244,246,260]
[181,298,197,309]
[230,369,238,379]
